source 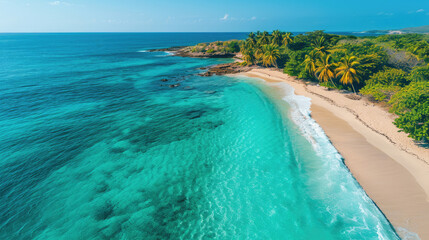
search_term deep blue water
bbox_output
[0,33,399,239]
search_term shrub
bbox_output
[283,60,302,76]
[282,50,307,76]
[389,81,429,141]
[360,84,401,101]
[384,48,421,70]
[408,65,429,82]
[360,68,408,101]
[365,68,409,87]
[225,41,240,53]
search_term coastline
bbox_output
[238,69,429,239]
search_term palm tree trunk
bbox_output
[330,79,337,88]
[351,83,356,94]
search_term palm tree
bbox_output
[248,32,255,40]
[282,32,293,47]
[258,31,270,45]
[262,44,280,68]
[303,50,318,78]
[315,54,337,87]
[247,32,257,47]
[242,48,256,65]
[312,36,327,54]
[336,56,361,93]
[253,42,264,62]
[271,30,282,46]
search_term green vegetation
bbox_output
[360,68,408,101]
[389,81,429,141]
[190,40,243,54]
[238,30,429,142]
[262,44,280,67]
[316,54,337,88]
[336,56,361,93]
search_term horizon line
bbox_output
[0,30,366,34]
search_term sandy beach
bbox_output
[240,69,429,239]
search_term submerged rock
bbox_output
[198,72,212,77]
[169,84,180,88]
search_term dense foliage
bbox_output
[360,68,408,101]
[389,81,429,141]
[238,30,428,141]
[190,40,243,53]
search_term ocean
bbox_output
[0,33,399,239]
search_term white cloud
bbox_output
[220,14,229,21]
[251,16,256,20]
[49,1,70,6]
[416,9,425,13]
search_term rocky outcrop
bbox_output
[198,63,253,76]
[169,84,180,88]
[148,44,253,76]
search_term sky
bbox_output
[0,0,428,32]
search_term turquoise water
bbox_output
[0,33,399,239]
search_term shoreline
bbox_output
[238,69,429,239]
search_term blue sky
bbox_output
[0,0,428,32]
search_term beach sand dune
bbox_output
[240,69,429,240]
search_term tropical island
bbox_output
[160,30,428,143]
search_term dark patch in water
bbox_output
[186,110,205,119]
[94,202,114,221]
[200,120,224,130]
[110,147,126,154]
[177,195,187,204]
[95,182,109,194]
[111,105,223,154]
